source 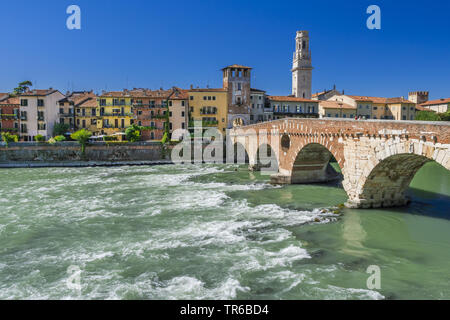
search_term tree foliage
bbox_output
[12,80,33,96]
[415,110,450,121]
[125,124,143,142]
[71,129,92,154]
[1,132,18,147]
[34,134,45,142]
[53,123,70,136]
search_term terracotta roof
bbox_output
[268,96,317,103]
[0,96,20,105]
[169,88,189,100]
[100,89,173,98]
[222,64,252,70]
[319,100,356,110]
[78,97,98,108]
[346,95,414,104]
[419,98,450,106]
[416,105,435,112]
[59,91,96,105]
[0,93,8,101]
[188,88,227,92]
[20,89,59,96]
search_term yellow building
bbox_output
[386,98,416,121]
[188,88,228,134]
[97,91,135,135]
[319,100,356,118]
[75,95,98,133]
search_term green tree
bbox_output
[71,129,92,155]
[439,111,450,121]
[415,111,441,121]
[34,134,45,142]
[12,80,33,96]
[1,132,18,147]
[125,124,143,142]
[53,123,70,136]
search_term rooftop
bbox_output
[20,89,59,97]
[222,64,252,70]
[419,98,450,106]
[268,96,317,103]
[319,100,355,110]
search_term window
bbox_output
[213,96,216,101]
[182,122,185,129]
[59,108,64,114]
[169,101,172,106]
[181,111,185,117]
[203,96,207,100]
[237,83,242,91]
[121,119,125,128]
[182,101,185,106]
[20,99,28,106]
[169,111,172,117]
[82,120,86,128]
[37,99,44,107]
[190,96,194,100]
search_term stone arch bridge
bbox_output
[229,118,450,209]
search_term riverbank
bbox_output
[0,160,173,169]
[0,141,170,165]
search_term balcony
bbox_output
[37,116,45,121]
[60,112,74,118]
[98,112,134,117]
[189,120,218,127]
[98,102,132,107]
[0,114,19,120]
[200,110,217,115]
[133,103,165,108]
[20,116,27,121]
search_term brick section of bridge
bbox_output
[230,118,450,209]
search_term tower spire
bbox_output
[292,30,313,99]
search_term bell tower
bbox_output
[292,30,313,99]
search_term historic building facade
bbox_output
[18,89,64,141]
[223,65,252,128]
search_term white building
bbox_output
[250,88,267,123]
[19,89,64,141]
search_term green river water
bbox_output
[0,162,449,300]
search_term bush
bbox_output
[54,135,66,142]
[125,124,143,142]
[1,132,18,147]
[53,123,69,136]
[71,129,92,155]
[34,134,45,142]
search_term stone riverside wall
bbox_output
[0,142,169,164]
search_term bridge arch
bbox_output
[231,141,249,164]
[288,142,343,184]
[250,143,279,173]
[347,141,450,208]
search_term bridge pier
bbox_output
[270,164,341,184]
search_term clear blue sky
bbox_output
[1,0,449,99]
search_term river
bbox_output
[0,162,449,300]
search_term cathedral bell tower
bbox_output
[292,31,313,99]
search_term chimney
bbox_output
[190,84,193,90]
